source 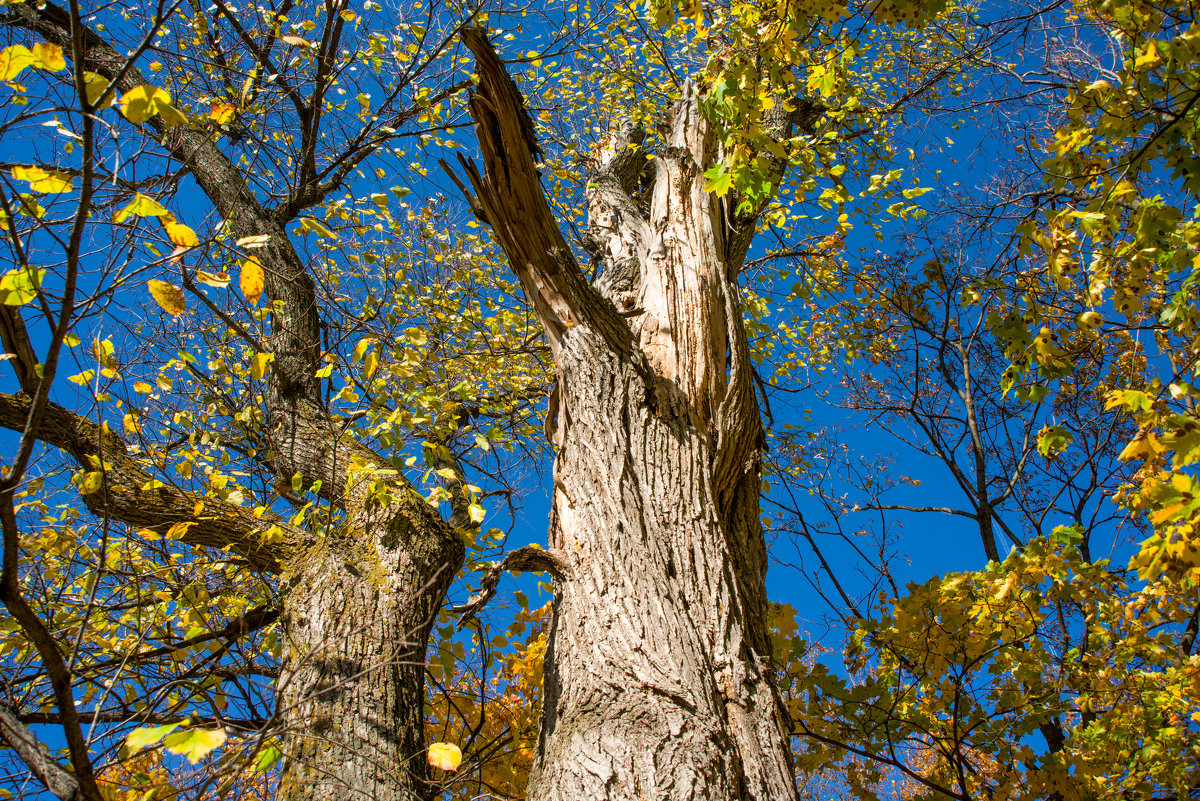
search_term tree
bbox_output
[760,0,1200,795]
[441,26,806,799]
[2,0,978,792]
[0,1,522,798]
[6,0,1196,799]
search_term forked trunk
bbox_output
[453,29,799,801]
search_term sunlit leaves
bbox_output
[12,165,72,193]
[83,72,115,109]
[126,723,227,765]
[208,103,235,123]
[427,742,462,771]
[196,270,230,288]
[163,728,227,764]
[0,42,65,83]
[126,722,185,752]
[250,352,273,381]
[114,193,169,223]
[15,194,46,219]
[119,85,187,127]
[792,541,1200,801]
[164,218,199,248]
[1005,0,1200,579]
[296,217,337,239]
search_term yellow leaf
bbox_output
[165,521,195,540]
[12,165,72,193]
[0,265,44,305]
[30,43,65,72]
[83,72,114,109]
[120,85,185,126]
[147,279,186,315]
[196,270,230,288]
[156,97,188,128]
[236,234,271,249]
[126,722,185,752]
[115,193,169,223]
[120,84,165,122]
[363,350,379,378]
[296,217,337,239]
[995,572,1018,601]
[81,471,103,494]
[0,46,34,81]
[1119,431,1164,462]
[427,742,462,771]
[164,220,198,248]
[251,351,273,381]
[16,194,46,219]
[240,256,264,305]
[133,381,153,394]
[163,727,225,764]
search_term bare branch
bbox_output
[451,545,573,628]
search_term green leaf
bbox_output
[253,745,282,773]
[126,721,185,752]
[163,727,226,764]
[704,164,733,197]
[0,266,44,305]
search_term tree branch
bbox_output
[0,393,295,571]
[451,545,572,628]
[448,27,631,357]
[0,704,86,801]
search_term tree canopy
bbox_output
[0,0,1197,798]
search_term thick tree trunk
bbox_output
[531,332,794,800]
[277,500,462,801]
[454,29,799,801]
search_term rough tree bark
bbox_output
[451,30,800,801]
[0,3,465,800]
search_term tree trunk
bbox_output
[453,29,799,801]
[277,498,462,801]
[531,333,794,800]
